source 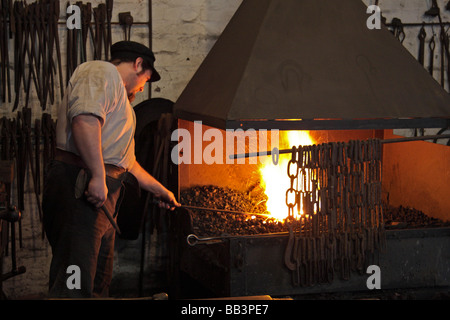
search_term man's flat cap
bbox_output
[111,41,161,82]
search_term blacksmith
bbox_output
[42,41,180,298]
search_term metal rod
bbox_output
[187,231,290,246]
[101,205,121,235]
[385,22,450,27]
[380,134,450,144]
[148,0,152,100]
[230,134,450,160]
[181,204,271,218]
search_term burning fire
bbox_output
[260,131,315,221]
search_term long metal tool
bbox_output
[186,231,289,247]
[152,197,270,218]
[418,24,426,66]
[106,0,113,59]
[74,169,121,235]
[230,134,450,161]
[429,34,436,76]
[181,204,271,218]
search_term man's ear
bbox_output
[134,57,144,73]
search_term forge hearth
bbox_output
[181,185,450,238]
[168,122,450,299]
[173,185,450,299]
[168,0,450,299]
[181,185,280,237]
[170,206,450,298]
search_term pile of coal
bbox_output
[383,205,450,229]
[180,185,450,236]
[180,185,288,236]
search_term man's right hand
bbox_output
[157,189,181,211]
[85,175,108,208]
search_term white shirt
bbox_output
[56,61,136,169]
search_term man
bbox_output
[42,41,180,298]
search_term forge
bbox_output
[166,124,450,299]
[167,0,450,299]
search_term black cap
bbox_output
[110,41,161,82]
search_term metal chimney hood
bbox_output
[173,0,450,130]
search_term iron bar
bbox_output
[225,118,450,131]
[181,204,271,218]
[385,21,450,27]
[230,134,450,160]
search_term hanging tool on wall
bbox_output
[80,3,89,62]
[439,27,446,88]
[0,0,12,104]
[0,117,26,248]
[66,3,80,82]
[99,3,107,60]
[20,107,44,237]
[119,11,133,41]
[0,206,26,284]
[24,3,42,108]
[43,0,57,107]
[12,114,26,248]
[52,0,64,100]
[9,0,64,111]
[0,118,11,161]
[415,23,427,136]
[71,2,80,71]
[0,152,26,285]
[106,0,113,60]
[447,31,450,91]
[93,5,99,59]
[424,0,450,90]
[37,1,50,108]
[425,0,440,17]
[390,18,405,43]
[21,109,39,218]
[418,24,426,66]
[41,113,56,172]
[93,3,107,60]
[12,1,25,112]
[428,32,436,76]
[67,2,74,81]
[34,119,40,195]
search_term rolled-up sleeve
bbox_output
[66,66,114,125]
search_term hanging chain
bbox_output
[284,139,385,286]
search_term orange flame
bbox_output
[260,131,315,221]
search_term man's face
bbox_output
[126,58,152,102]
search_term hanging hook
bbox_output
[425,0,440,17]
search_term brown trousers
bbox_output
[42,160,124,298]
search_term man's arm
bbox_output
[72,114,108,208]
[128,160,180,210]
